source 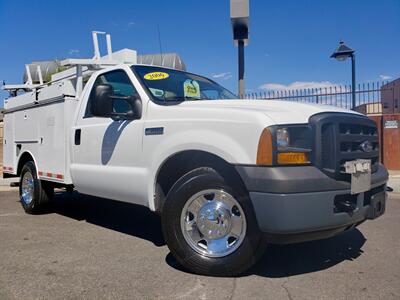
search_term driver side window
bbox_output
[85,70,139,118]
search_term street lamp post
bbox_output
[330,41,356,109]
[238,40,245,97]
[230,0,249,98]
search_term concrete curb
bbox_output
[0,177,18,187]
[0,175,19,192]
[0,186,18,192]
[388,175,400,194]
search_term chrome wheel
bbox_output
[21,171,34,205]
[180,189,247,258]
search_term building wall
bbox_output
[382,78,400,114]
[0,121,3,169]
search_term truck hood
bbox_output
[178,99,360,124]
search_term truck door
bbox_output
[70,68,147,205]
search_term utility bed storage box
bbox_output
[3,80,77,184]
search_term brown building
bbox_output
[354,79,400,170]
[0,109,3,170]
[381,78,400,114]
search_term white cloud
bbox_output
[211,72,232,80]
[379,75,392,80]
[128,21,135,26]
[259,81,341,91]
[69,49,79,55]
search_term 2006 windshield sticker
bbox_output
[144,72,169,80]
[184,79,200,98]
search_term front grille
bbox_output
[310,113,379,181]
[337,122,379,174]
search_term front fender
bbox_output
[145,128,257,211]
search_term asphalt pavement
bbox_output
[0,189,399,300]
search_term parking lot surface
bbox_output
[0,190,399,300]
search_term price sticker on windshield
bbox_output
[144,72,169,80]
[184,79,200,98]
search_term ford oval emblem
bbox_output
[360,140,373,153]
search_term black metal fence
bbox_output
[245,81,396,115]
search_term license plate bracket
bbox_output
[344,159,371,194]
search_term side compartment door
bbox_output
[70,69,147,204]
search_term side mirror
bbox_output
[90,84,113,117]
[90,84,142,120]
[111,95,142,120]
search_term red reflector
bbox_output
[38,171,63,180]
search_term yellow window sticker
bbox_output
[144,72,169,80]
[183,79,200,98]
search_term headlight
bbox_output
[257,125,312,166]
[276,128,290,150]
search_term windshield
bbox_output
[132,65,237,102]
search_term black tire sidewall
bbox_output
[162,168,265,276]
[19,161,43,213]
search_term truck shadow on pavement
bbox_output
[166,228,366,278]
[51,191,165,247]
[248,228,366,278]
[50,191,366,278]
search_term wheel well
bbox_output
[17,152,34,176]
[154,150,246,213]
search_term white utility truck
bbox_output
[2,32,388,276]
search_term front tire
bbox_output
[161,167,266,276]
[19,161,54,214]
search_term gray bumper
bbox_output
[236,164,388,243]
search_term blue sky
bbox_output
[0,0,399,106]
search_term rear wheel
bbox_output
[19,161,54,214]
[162,167,266,276]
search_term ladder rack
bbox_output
[2,31,137,98]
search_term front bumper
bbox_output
[236,164,388,244]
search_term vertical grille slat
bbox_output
[321,123,336,171]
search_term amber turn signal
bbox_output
[277,152,309,165]
[257,128,273,165]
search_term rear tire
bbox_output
[19,161,54,214]
[162,167,266,277]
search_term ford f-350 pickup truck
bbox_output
[2,33,387,276]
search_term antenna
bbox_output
[157,24,164,63]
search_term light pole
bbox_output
[230,0,249,98]
[330,41,356,109]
